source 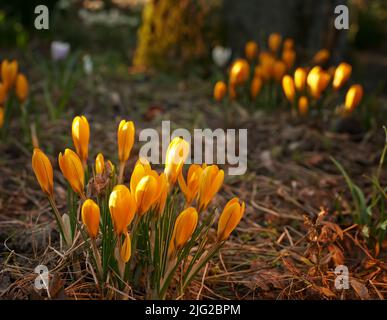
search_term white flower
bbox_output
[83,54,93,75]
[212,46,232,67]
[51,41,70,61]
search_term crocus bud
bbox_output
[120,232,131,263]
[32,148,54,196]
[229,59,250,86]
[282,75,295,103]
[95,153,104,175]
[169,207,198,256]
[245,41,258,60]
[1,60,18,90]
[259,52,275,80]
[345,84,363,112]
[72,115,90,166]
[273,60,287,82]
[298,96,309,115]
[282,49,296,70]
[154,173,168,215]
[117,120,135,163]
[197,165,224,211]
[312,49,330,65]
[307,66,330,99]
[333,62,352,90]
[178,164,203,206]
[0,108,4,129]
[283,38,294,51]
[294,67,307,92]
[164,137,190,186]
[81,199,100,238]
[217,198,245,241]
[0,83,6,105]
[268,33,282,53]
[109,185,136,235]
[130,158,153,192]
[15,73,29,103]
[58,149,85,196]
[213,81,227,102]
[212,46,232,68]
[250,76,263,99]
[135,175,160,216]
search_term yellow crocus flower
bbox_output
[58,148,85,197]
[109,184,136,235]
[197,165,224,211]
[32,148,54,196]
[217,197,245,241]
[72,115,90,166]
[81,199,100,239]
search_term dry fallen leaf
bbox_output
[350,278,370,300]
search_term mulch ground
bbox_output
[0,72,386,300]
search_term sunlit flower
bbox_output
[58,148,85,196]
[164,137,190,186]
[229,59,250,86]
[134,175,161,216]
[95,153,105,175]
[333,62,352,90]
[117,120,135,164]
[213,81,227,102]
[168,207,198,256]
[32,148,54,196]
[15,74,29,103]
[197,165,224,211]
[282,75,295,103]
[72,115,90,166]
[345,84,363,112]
[217,198,245,241]
[294,67,307,92]
[81,199,100,238]
[307,66,330,99]
[109,184,136,235]
[245,41,258,60]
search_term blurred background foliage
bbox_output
[0,0,385,96]
[0,0,386,65]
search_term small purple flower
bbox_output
[51,41,70,61]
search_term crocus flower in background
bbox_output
[83,54,93,75]
[51,41,71,61]
[212,46,232,68]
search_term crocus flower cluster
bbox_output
[212,36,364,118]
[282,62,363,115]
[31,116,245,299]
[0,59,29,134]
[213,33,296,104]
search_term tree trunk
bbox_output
[223,0,348,62]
